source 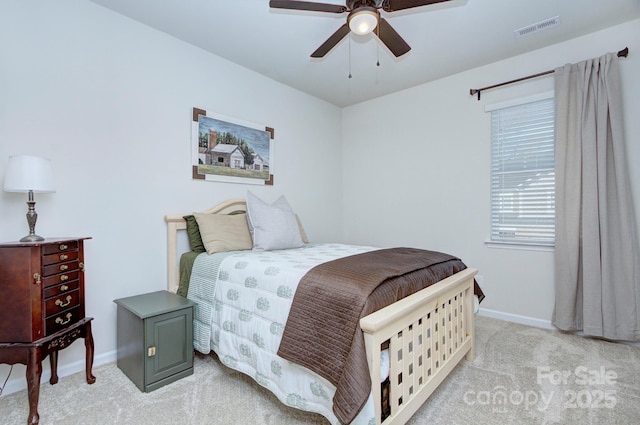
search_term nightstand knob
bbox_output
[60,254,68,261]
[33,273,41,285]
[60,264,69,271]
[59,244,68,251]
[60,275,69,282]
[60,284,69,291]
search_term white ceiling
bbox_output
[86,0,640,107]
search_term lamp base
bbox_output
[21,193,45,243]
[20,234,45,242]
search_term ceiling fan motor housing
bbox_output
[347,0,379,8]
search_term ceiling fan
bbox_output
[269,0,454,58]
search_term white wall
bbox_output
[0,0,343,393]
[343,19,640,326]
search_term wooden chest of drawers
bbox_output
[0,237,90,343]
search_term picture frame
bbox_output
[191,107,274,185]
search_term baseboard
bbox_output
[477,308,640,347]
[477,307,556,330]
[0,349,117,396]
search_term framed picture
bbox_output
[191,107,274,185]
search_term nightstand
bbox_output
[113,290,195,392]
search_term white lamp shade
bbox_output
[348,10,378,35]
[3,155,56,193]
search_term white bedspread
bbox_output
[187,243,378,425]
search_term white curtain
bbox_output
[553,52,640,341]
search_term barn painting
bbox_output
[194,113,271,183]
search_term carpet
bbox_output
[1,316,638,424]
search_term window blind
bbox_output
[490,97,555,245]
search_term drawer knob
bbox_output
[60,254,68,261]
[55,312,72,325]
[55,295,72,308]
[59,244,68,251]
[60,284,69,291]
[33,273,41,285]
[60,275,69,282]
[60,264,69,271]
[148,346,156,357]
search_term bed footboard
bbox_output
[360,268,477,425]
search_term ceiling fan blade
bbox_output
[381,0,453,12]
[311,23,351,58]
[269,0,348,13]
[376,18,411,57]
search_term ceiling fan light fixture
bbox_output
[348,7,379,35]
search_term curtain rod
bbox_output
[469,47,629,100]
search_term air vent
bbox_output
[514,16,560,38]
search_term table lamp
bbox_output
[3,155,56,242]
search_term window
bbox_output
[488,95,555,246]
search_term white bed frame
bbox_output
[165,199,477,425]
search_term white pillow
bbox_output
[246,192,304,251]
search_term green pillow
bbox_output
[183,215,206,252]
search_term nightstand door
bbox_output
[144,307,194,387]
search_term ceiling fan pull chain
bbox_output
[376,24,380,67]
[348,37,353,78]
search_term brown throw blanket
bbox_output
[277,248,482,424]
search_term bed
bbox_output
[165,197,480,425]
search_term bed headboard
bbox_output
[164,198,247,293]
